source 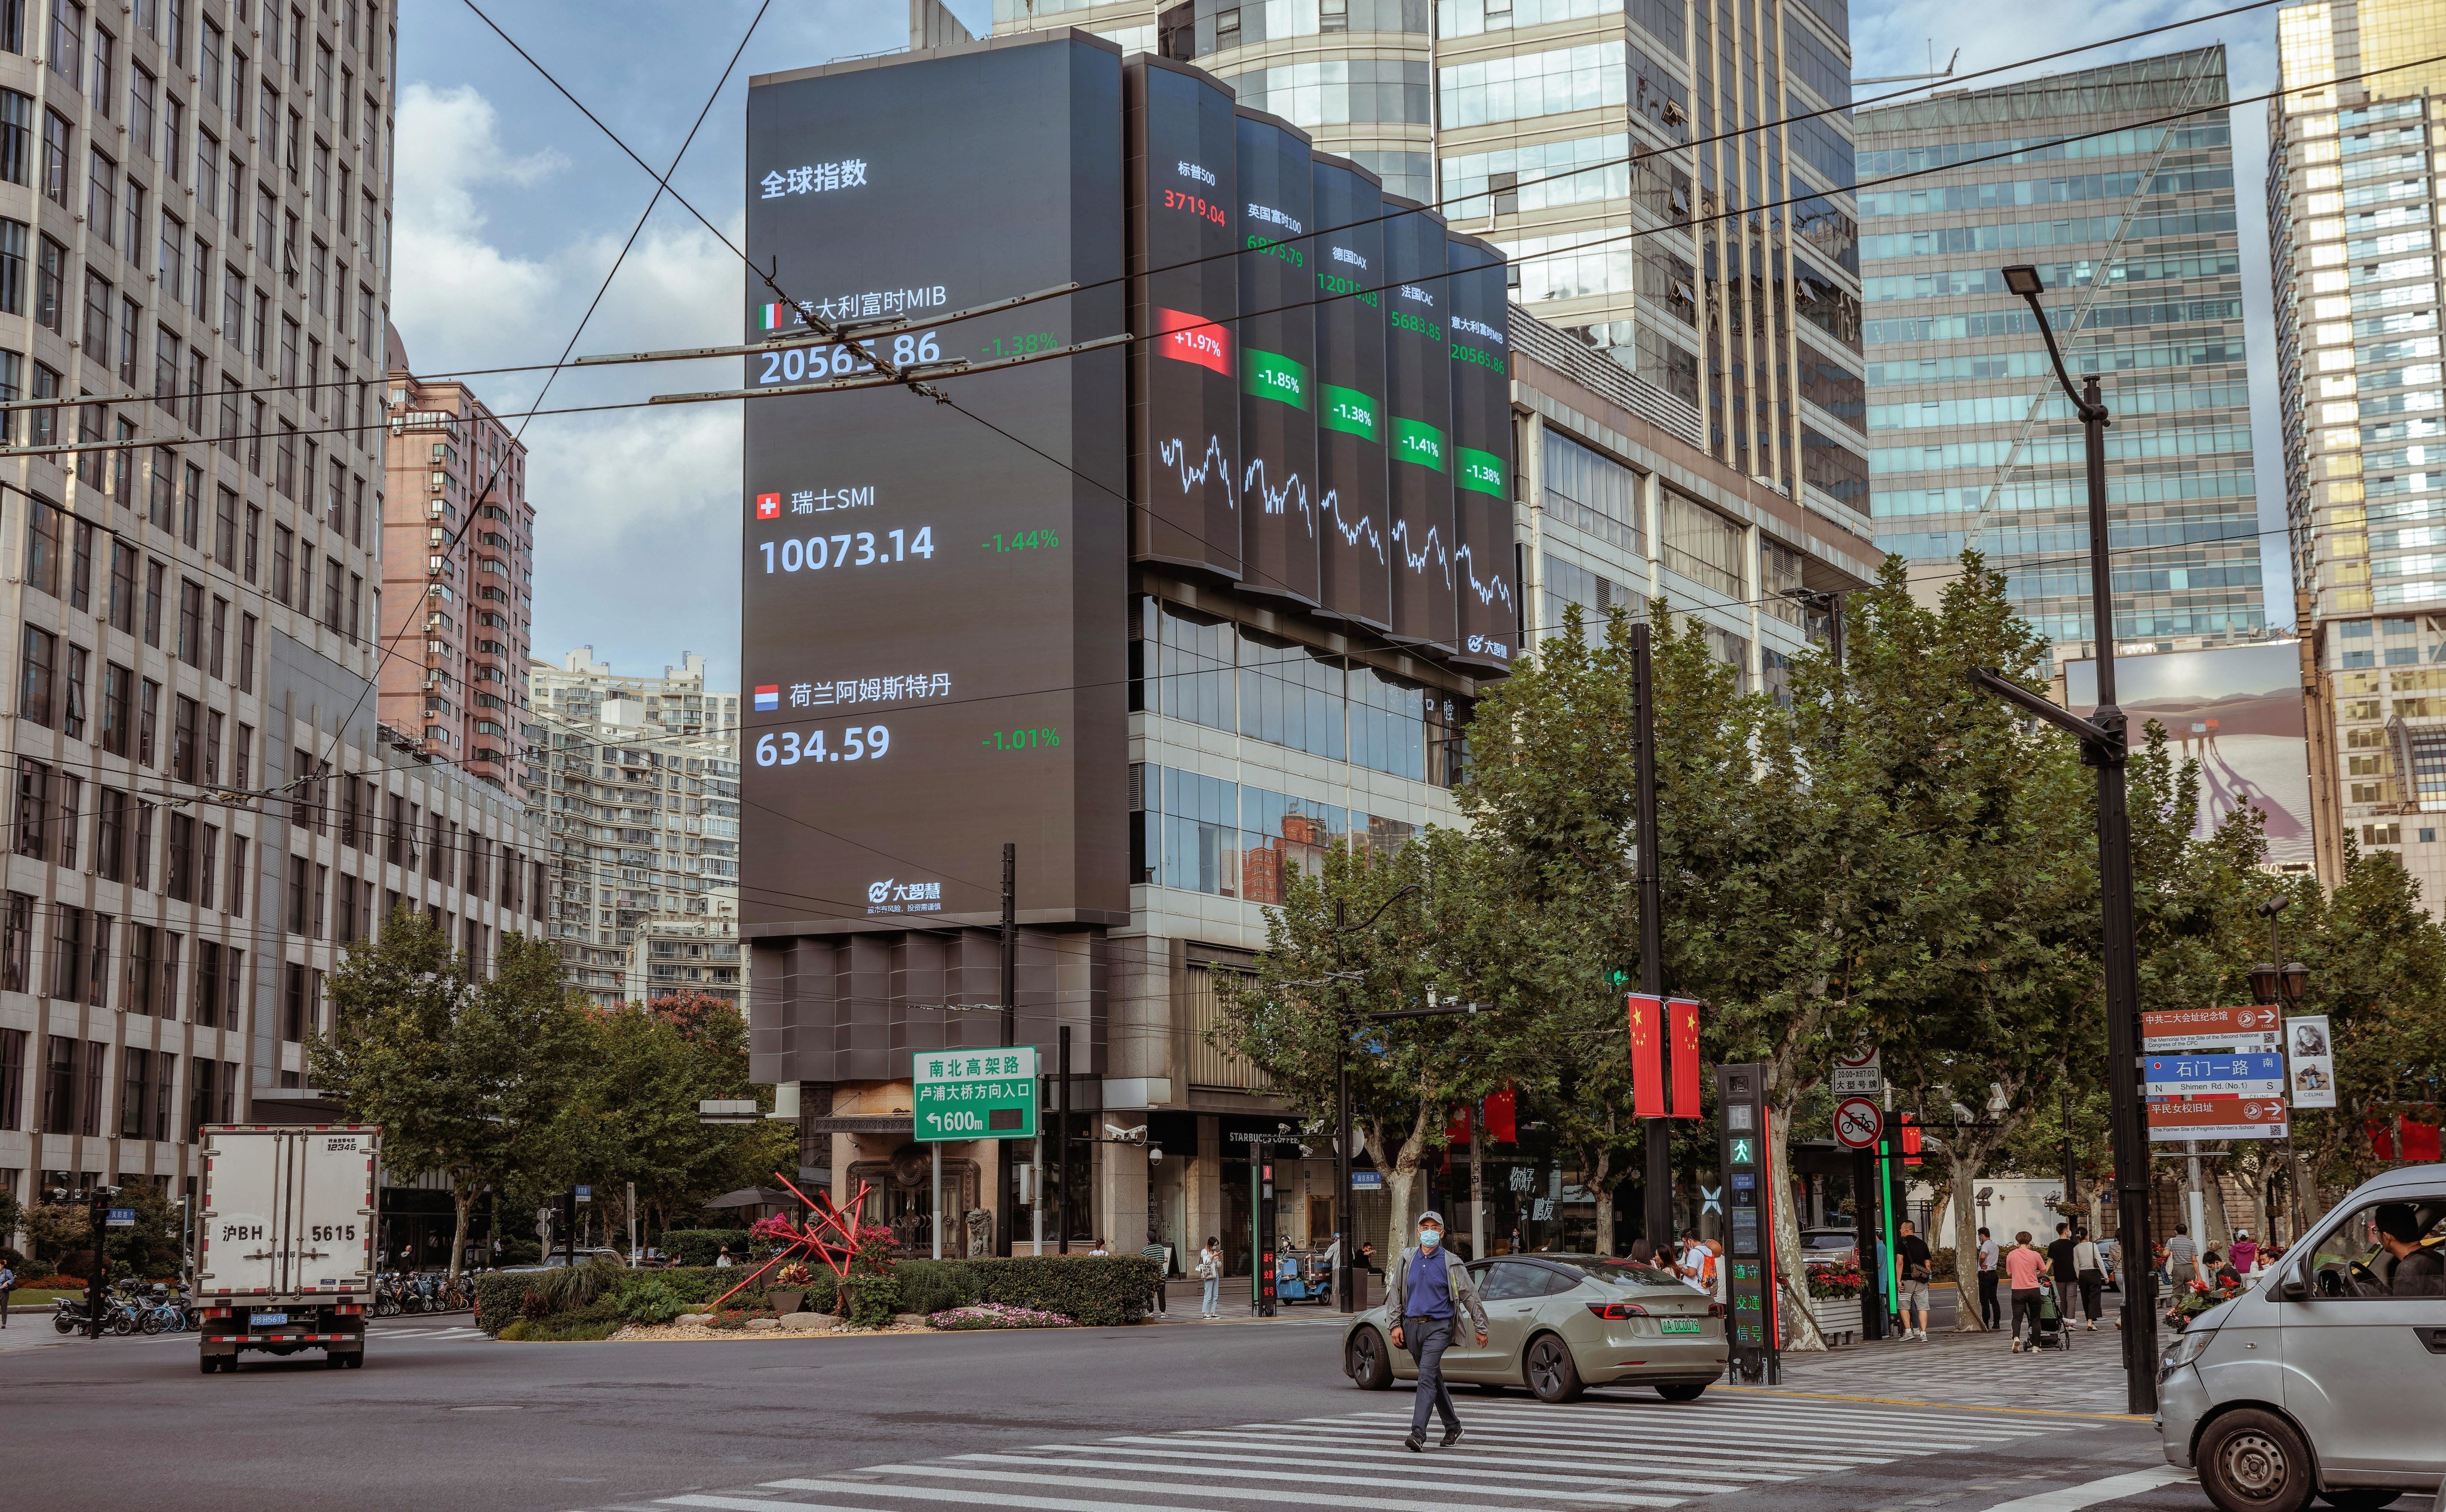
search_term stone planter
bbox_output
[766,1289,805,1316]
[1807,1293,1863,1345]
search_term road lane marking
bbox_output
[953,1452,1731,1499]
[763,1475,1689,1512]
[1069,1439,1799,1484]
[1970,1467,2194,1511]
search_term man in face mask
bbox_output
[1386,1210,1490,1452]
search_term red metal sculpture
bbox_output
[703,1171,872,1313]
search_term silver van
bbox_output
[2155,1162,2446,1511]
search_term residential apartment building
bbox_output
[529,650,739,1008]
[0,4,509,1229]
[379,325,535,800]
[1857,48,2266,667]
[2269,1,2446,901]
[981,0,1876,546]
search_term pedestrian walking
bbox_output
[1321,1231,1343,1308]
[2165,1224,2198,1287]
[2005,1231,2049,1353]
[1386,1211,1489,1453]
[1895,1219,1934,1341]
[2073,1230,2104,1329]
[0,1257,14,1328]
[2230,1229,2259,1276]
[2047,1222,2079,1326]
[1196,1237,1222,1319]
[1976,1226,2002,1330]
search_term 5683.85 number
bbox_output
[756,725,891,767]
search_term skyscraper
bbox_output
[982,0,1873,525]
[1856,48,2265,666]
[2269,2,2446,894]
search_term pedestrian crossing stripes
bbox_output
[619,1392,2083,1512]
[367,1323,487,1342]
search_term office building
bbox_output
[2269,1,2446,899]
[379,326,537,801]
[0,5,555,1240]
[529,650,740,1009]
[1856,48,2266,666]
[980,0,1876,531]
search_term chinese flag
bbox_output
[1628,994,1665,1120]
[2403,1118,2442,1162]
[1484,1085,1518,1144]
[1668,999,1703,1119]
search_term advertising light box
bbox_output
[1445,230,1517,671]
[1381,195,1457,654]
[739,36,1131,929]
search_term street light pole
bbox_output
[1972,265,2157,1416]
[1634,622,1672,1254]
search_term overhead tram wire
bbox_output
[0,0,2291,432]
[240,0,791,823]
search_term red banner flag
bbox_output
[1484,1084,1518,1143]
[1667,998,1702,1118]
[2403,1117,2441,1162]
[1628,994,1665,1120]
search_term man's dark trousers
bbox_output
[1405,1316,1461,1437]
[1978,1271,2000,1330]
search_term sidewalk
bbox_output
[1141,1275,1353,1326]
[1768,1311,2143,1415]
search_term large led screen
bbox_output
[1233,107,1319,606]
[1128,57,1241,579]
[1447,231,1517,671]
[739,36,1130,929]
[1311,154,1391,631]
[1382,196,1457,653]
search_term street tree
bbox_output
[311,909,594,1276]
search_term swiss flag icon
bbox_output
[755,493,781,520]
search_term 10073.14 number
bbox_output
[759,528,934,573]
[756,724,891,767]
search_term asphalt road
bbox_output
[0,1313,2229,1512]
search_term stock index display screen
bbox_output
[1447,232,1517,671]
[1310,154,1391,631]
[738,36,1130,929]
[1233,108,1319,606]
[1382,196,1457,654]
[1128,57,1241,580]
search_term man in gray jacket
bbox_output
[1385,1210,1489,1451]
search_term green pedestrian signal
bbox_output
[1729,1136,1755,1166]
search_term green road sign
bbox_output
[914,1046,1039,1142]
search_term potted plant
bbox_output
[765,1260,811,1316]
[1805,1261,1867,1343]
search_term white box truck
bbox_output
[195,1124,380,1372]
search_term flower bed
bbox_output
[929,1302,1075,1330]
[1806,1262,1865,1299]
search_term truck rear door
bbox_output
[296,1129,379,1298]
[198,1128,286,1301]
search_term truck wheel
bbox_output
[2198,1409,2316,1512]
[344,1353,365,1369]
[1346,1326,1393,1390]
[199,1356,216,1375]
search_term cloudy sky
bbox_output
[392,1,2292,693]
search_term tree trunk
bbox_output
[1469,1107,1486,1261]
[1588,1146,1615,1258]
[1770,1096,1824,1351]
[1365,1107,1435,1264]
[1944,1147,1990,1331]
[448,1185,475,1280]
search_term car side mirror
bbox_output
[2278,1262,2309,1302]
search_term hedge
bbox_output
[475,1255,1159,1335]
[658,1230,753,1267]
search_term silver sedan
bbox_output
[1343,1253,1727,1403]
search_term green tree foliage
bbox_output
[311,909,595,1277]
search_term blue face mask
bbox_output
[1419,1228,1441,1249]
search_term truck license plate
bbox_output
[253,1313,289,1326]
[1661,1319,1702,1333]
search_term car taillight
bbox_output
[1708,1302,1729,1319]
[1587,1302,1651,1321]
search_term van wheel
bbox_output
[1656,1382,1707,1403]
[2198,1409,2316,1512]
[1526,1335,1583,1403]
[1346,1327,1393,1390]
[2315,1493,2401,1510]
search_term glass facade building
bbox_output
[2270,1,2446,902]
[986,0,1873,527]
[1856,48,2266,666]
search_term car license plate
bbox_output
[253,1313,289,1326]
[1661,1319,1702,1334]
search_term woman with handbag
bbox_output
[1196,1236,1222,1319]
[2072,1230,2105,1330]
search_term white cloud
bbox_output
[391,82,570,363]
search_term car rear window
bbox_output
[1552,1258,1681,1287]
[1808,1234,1855,1248]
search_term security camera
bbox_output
[1104,1123,1148,1144]
[1147,1147,1164,1167]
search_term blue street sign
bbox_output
[2144,1053,2286,1096]
[575,1185,592,1203]
[106,1208,135,1227]
[1349,1172,1382,1191]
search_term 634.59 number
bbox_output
[756,724,891,767]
